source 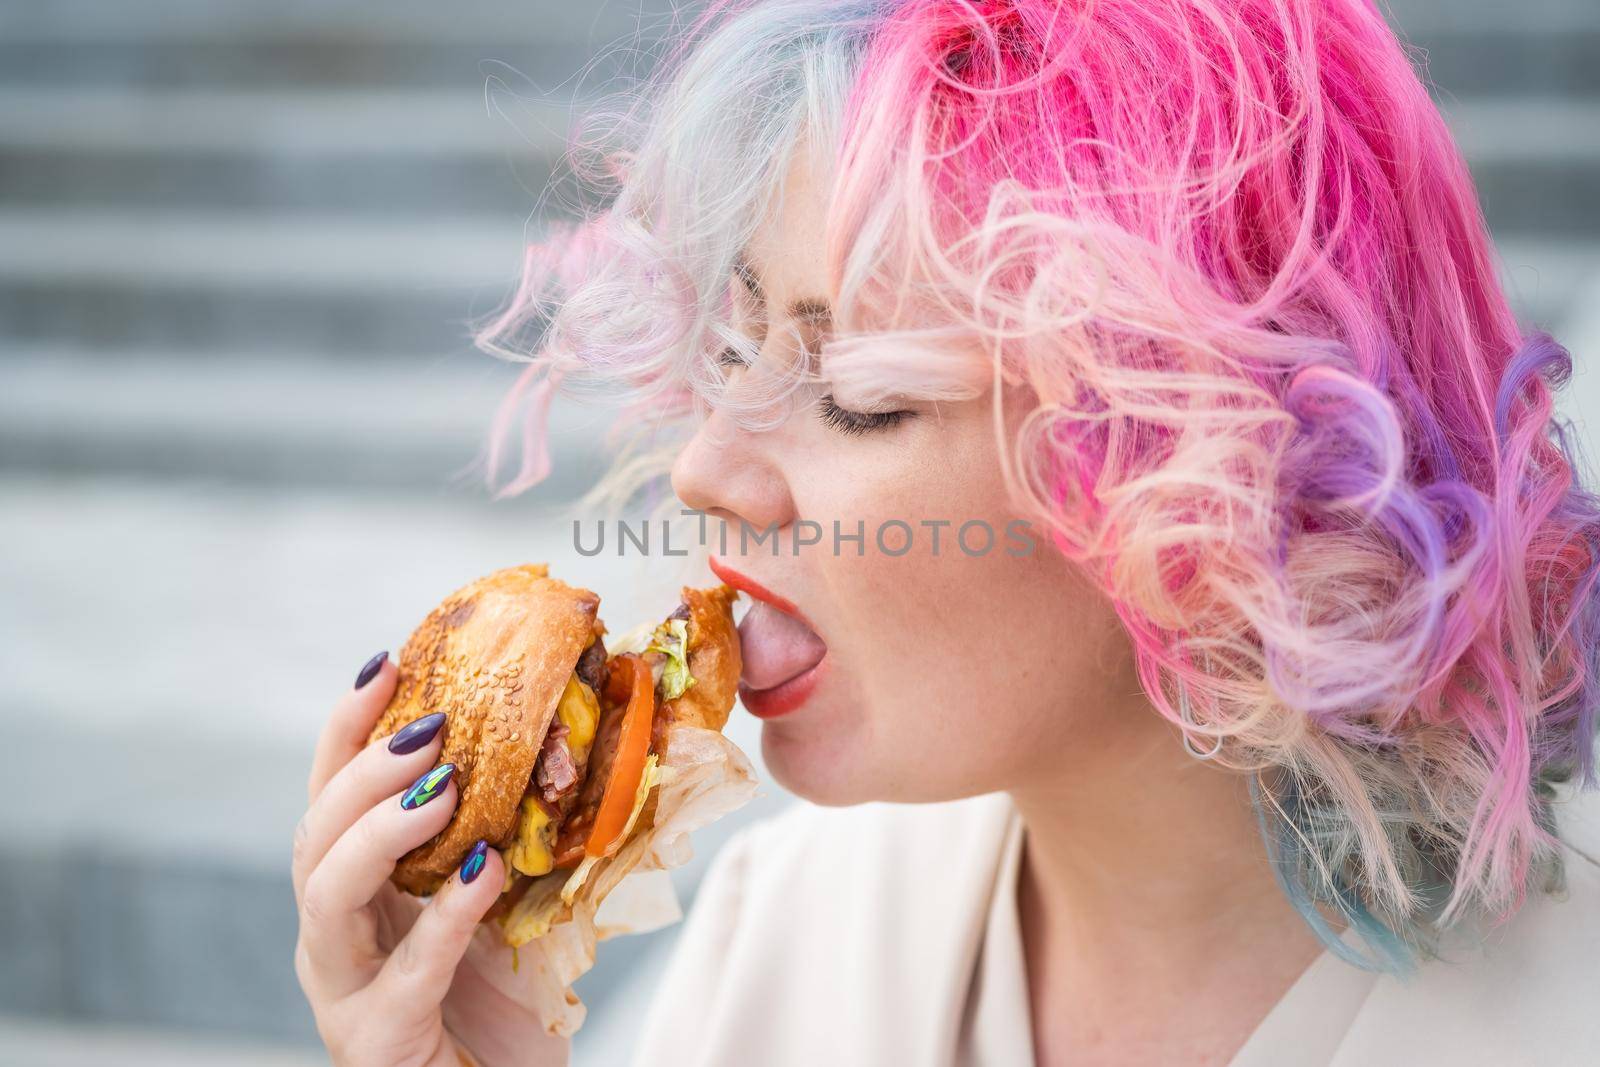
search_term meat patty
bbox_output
[575,634,608,693]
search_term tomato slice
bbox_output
[551,652,656,869]
[583,653,656,858]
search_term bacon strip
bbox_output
[534,721,580,804]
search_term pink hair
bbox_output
[476,0,1600,969]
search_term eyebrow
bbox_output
[734,252,833,325]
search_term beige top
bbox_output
[632,792,1600,1066]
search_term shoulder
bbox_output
[694,789,1014,956]
[1433,843,1600,1005]
[727,789,1016,888]
[1335,843,1600,1066]
[630,792,1015,1066]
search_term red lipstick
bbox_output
[738,660,827,720]
[708,555,814,628]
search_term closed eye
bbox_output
[816,393,915,436]
[719,348,912,434]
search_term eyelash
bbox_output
[717,348,913,436]
[816,394,914,436]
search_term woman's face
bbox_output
[671,151,1152,806]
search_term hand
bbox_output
[292,651,571,1067]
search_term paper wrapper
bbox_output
[458,723,758,1037]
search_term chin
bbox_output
[760,721,884,807]
[764,719,1016,807]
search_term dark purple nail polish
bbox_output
[460,840,489,884]
[355,651,388,690]
[388,712,446,755]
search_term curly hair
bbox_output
[476,0,1600,973]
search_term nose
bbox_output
[671,403,795,539]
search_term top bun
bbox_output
[368,564,600,894]
[661,582,742,736]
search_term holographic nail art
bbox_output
[460,839,489,884]
[400,763,454,810]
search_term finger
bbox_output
[308,650,398,803]
[299,767,459,999]
[293,711,448,905]
[373,840,506,1009]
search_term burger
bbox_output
[365,563,752,972]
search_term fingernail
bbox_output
[388,712,446,755]
[460,840,489,884]
[400,763,455,810]
[355,651,388,690]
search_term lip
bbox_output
[738,656,827,720]
[708,554,817,630]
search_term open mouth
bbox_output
[736,598,828,718]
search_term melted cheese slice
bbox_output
[557,673,599,757]
[507,671,600,878]
[509,796,556,877]
[501,754,667,948]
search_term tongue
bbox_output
[738,600,827,690]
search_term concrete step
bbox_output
[1446,98,1600,165]
[1446,99,1600,238]
[0,2,1593,97]
[0,90,1593,237]
[0,9,672,94]
[0,347,616,492]
[0,1015,325,1067]
[0,87,569,215]
[0,280,484,357]
[0,0,684,40]
[1492,240,1600,335]
[1382,0,1600,101]
[7,0,1590,41]
[0,87,568,154]
[0,1008,647,1067]
[2,39,1593,96]
[0,209,523,290]
[0,0,681,91]
[1381,0,1600,34]
[0,38,590,92]
[0,208,528,354]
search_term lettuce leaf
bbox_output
[645,617,694,701]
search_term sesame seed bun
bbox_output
[367,564,600,895]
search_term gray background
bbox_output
[1,0,1597,1063]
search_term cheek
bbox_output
[765,515,1138,804]
[853,548,1115,797]
[763,410,1144,804]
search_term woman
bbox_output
[292,1,1600,1064]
